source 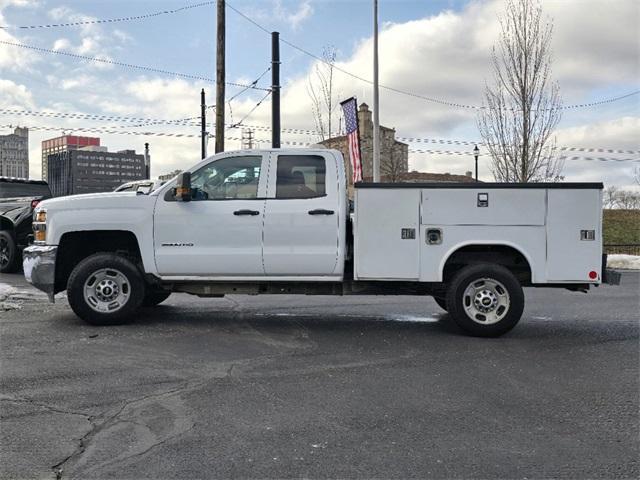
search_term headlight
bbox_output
[33,210,47,243]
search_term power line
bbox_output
[229,91,272,128]
[0,40,271,90]
[408,148,639,163]
[398,136,640,155]
[3,119,636,163]
[226,1,640,111]
[0,1,215,30]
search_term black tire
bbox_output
[142,290,171,307]
[433,296,448,312]
[446,264,524,337]
[0,231,18,274]
[67,253,145,326]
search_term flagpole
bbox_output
[372,0,380,182]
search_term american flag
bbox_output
[340,97,362,183]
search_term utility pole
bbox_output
[372,0,380,182]
[201,88,207,159]
[271,31,281,149]
[215,0,225,153]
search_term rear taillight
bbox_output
[31,199,40,210]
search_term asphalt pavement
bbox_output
[1,271,638,479]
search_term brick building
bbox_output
[0,127,29,179]
[320,103,409,184]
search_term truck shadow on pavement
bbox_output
[117,304,638,344]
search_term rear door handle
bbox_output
[308,209,334,215]
[233,209,260,216]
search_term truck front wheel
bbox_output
[446,264,524,337]
[67,253,145,325]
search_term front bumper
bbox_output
[23,245,57,303]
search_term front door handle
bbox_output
[233,209,260,216]
[308,209,334,215]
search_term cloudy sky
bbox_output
[0,0,638,187]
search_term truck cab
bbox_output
[23,148,617,337]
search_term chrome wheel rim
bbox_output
[0,236,10,268]
[83,268,131,313]
[462,278,510,325]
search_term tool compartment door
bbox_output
[354,188,420,280]
[546,188,602,282]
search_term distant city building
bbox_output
[0,127,29,179]
[320,103,409,184]
[47,145,146,197]
[41,135,100,182]
[158,169,182,182]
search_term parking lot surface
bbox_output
[1,272,638,479]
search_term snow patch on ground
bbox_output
[0,283,21,311]
[607,254,640,270]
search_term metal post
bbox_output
[372,0,380,182]
[474,145,479,181]
[272,31,281,149]
[144,142,150,178]
[215,0,225,153]
[201,89,207,159]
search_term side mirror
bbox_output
[174,172,192,202]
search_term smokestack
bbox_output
[144,143,150,178]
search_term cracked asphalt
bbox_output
[1,272,638,479]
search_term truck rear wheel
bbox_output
[446,264,524,337]
[67,253,145,325]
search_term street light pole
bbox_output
[474,145,480,181]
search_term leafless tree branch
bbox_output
[477,0,563,182]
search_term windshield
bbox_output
[0,182,51,199]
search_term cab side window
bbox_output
[190,156,261,200]
[276,155,326,199]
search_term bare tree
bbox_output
[380,143,407,182]
[634,165,640,185]
[307,46,337,142]
[477,0,563,182]
[603,185,620,209]
[617,190,640,209]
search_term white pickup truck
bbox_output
[23,148,619,336]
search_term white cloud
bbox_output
[281,0,313,30]
[0,78,35,108]
[0,2,39,71]
[0,0,39,9]
[254,0,314,31]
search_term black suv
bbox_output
[0,178,52,273]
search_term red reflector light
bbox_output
[589,271,598,280]
[31,199,40,209]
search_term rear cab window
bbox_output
[275,155,326,199]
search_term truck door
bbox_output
[262,153,341,276]
[153,154,267,276]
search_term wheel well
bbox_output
[443,245,532,284]
[0,216,15,233]
[55,230,142,293]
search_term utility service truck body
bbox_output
[23,148,617,336]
